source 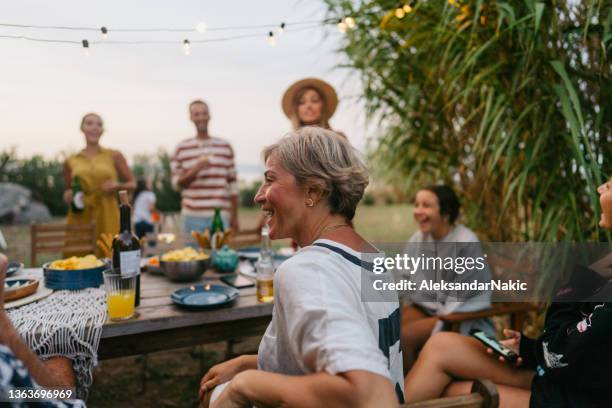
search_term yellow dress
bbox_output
[66,147,119,257]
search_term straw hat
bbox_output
[281,78,339,119]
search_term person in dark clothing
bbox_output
[403,177,612,408]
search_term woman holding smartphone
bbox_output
[403,177,612,407]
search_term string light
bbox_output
[344,16,356,29]
[196,22,207,33]
[267,31,276,46]
[395,7,406,19]
[277,22,285,33]
[403,4,413,13]
[183,38,191,55]
[82,39,90,56]
[100,26,108,39]
[337,18,347,33]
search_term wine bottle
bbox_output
[112,190,141,306]
[71,176,85,213]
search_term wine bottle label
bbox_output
[119,250,141,275]
[73,192,85,209]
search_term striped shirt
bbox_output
[171,136,238,217]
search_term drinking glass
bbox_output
[103,269,137,321]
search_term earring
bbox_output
[306,198,314,207]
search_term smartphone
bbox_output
[471,330,519,364]
[220,274,255,289]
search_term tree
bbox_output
[325,0,611,241]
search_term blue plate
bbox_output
[171,284,239,310]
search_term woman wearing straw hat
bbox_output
[282,77,346,138]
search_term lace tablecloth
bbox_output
[7,285,107,400]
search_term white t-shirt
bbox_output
[257,238,405,403]
[133,191,156,224]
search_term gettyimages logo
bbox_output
[360,242,612,303]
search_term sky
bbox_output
[0,1,369,181]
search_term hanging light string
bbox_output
[0,19,332,33]
[0,17,358,52]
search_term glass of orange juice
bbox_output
[103,269,137,321]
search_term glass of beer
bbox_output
[256,259,274,303]
[103,269,137,321]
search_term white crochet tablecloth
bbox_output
[7,284,107,400]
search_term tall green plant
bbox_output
[326,0,610,241]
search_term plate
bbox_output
[171,284,239,310]
[7,262,24,277]
[236,247,260,260]
[236,247,290,265]
[142,256,163,275]
[3,278,39,302]
[4,284,53,310]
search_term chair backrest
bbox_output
[402,379,499,408]
[30,223,96,266]
[229,229,261,248]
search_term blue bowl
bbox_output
[43,260,108,290]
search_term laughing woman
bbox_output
[199,127,404,408]
[63,113,135,256]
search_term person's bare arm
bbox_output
[103,151,136,193]
[0,255,69,388]
[212,369,398,408]
[177,156,209,189]
[229,195,239,230]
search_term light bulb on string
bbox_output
[100,26,108,39]
[403,4,413,13]
[183,39,191,55]
[337,18,347,33]
[196,22,207,33]
[395,7,406,19]
[267,31,276,47]
[82,39,90,56]
[344,16,356,29]
[277,22,285,33]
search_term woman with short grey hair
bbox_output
[199,126,404,407]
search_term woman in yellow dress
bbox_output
[63,113,135,256]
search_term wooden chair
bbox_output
[30,223,96,266]
[229,228,261,248]
[402,379,499,408]
[439,302,540,333]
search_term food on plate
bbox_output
[48,255,104,270]
[161,247,210,262]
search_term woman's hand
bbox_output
[63,189,73,205]
[486,329,523,366]
[102,180,120,194]
[210,373,251,408]
[199,356,248,401]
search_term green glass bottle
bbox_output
[71,176,85,213]
[210,208,225,250]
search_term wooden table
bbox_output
[99,270,273,359]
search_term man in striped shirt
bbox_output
[171,100,239,235]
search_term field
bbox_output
[1,204,415,407]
